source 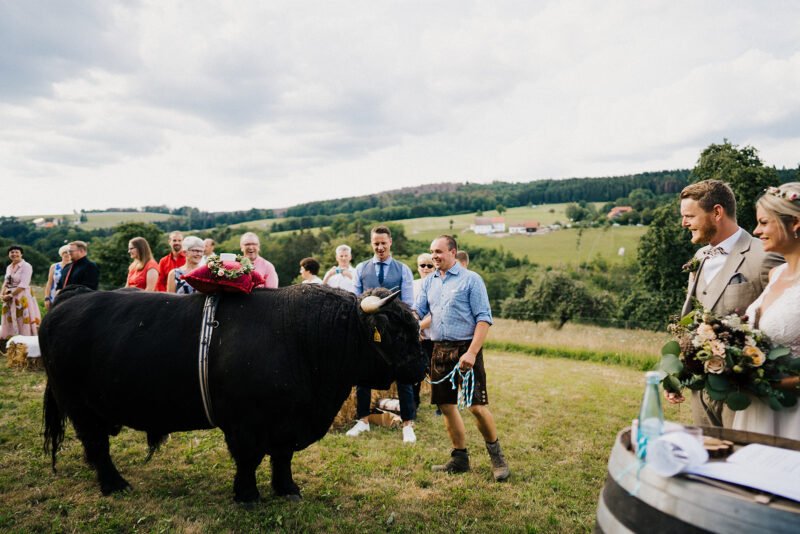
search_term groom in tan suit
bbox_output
[676,180,782,427]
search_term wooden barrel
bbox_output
[595,427,800,533]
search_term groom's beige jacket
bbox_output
[682,229,782,428]
[681,229,782,319]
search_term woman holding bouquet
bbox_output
[733,182,800,439]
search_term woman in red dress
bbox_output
[126,237,159,291]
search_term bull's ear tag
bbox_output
[373,327,382,343]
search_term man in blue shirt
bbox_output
[415,235,510,481]
[347,225,418,443]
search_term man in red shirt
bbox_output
[156,231,186,292]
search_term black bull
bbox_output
[40,285,425,502]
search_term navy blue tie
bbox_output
[378,262,385,285]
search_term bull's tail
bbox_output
[43,383,66,472]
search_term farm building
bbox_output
[471,217,506,234]
[606,206,633,219]
[508,221,540,234]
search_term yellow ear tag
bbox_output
[373,327,382,343]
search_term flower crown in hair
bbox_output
[765,186,799,202]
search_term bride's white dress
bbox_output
[732,263,800,439]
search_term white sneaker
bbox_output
[402,425,417,444]
[346,420,370,437]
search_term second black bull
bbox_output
[40,285,425,502]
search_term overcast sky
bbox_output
[3,1,800,216]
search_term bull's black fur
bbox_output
[40,285,424,502]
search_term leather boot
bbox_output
[485,440,510,482]
[431,449,470,473]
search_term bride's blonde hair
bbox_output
[757,182,800,240]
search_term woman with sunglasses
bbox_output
[412,253,436,407]
[166,236,205,294]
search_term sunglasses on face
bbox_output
[418,263,434,268]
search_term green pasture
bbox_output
[413,226,645,266]
[396,203,591,236]
[0,336,688,533]
[78,212,175,231]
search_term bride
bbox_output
[733,182,800,439]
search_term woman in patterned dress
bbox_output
[167,236,204,294]
[43,245,70,311]
[1,245,42,339]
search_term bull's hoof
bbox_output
[284,493,302,503]
[234,490,261,504]
[100,477,131,496]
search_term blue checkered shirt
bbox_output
[413,263,493,341]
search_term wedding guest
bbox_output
[412,252,435,407]
[414,235,509,481]
[732,183,800,439]
[126,237,159,291]
[240,232,279,288]
[670,179,783,427]
[167,236,204,294]
[44,245,70,311]
[56,241,99,292]
[299,257,323,284]
[456,251,470,268]
[1,246,41,339]
[347,225,418,443]
[156,231,186,292]
[322,244,358,293]
[202,238,216,264]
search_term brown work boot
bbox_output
[485,440,510,482]
[431,449,470,473]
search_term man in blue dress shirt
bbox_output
[347,225,418,443]
[415,235,510,481]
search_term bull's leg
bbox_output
[224,430,266,503]
[74,423,130,495]
[270,450,300,500]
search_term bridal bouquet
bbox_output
[659,309,800,411]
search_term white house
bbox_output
[471,216,506,234]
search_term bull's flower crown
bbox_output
[765,186,800,203]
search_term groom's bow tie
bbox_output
[703,246,728,259]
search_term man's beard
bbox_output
[692,221,717,244]
[172,245,182,253]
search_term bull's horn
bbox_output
[360,290,402,314]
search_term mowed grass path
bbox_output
[0,349,689,533]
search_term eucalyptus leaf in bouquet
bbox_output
[659,308,799,411]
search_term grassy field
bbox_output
[79,212,176,231]
[0,347,689,533]
[488,319,669,362]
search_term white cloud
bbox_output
[1,0,799,215]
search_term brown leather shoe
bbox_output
[485,440,510,482]
[431,449,470,473]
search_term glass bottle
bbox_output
[636,371,664,459]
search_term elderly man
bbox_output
[415,235,509,482]
[202,238,216,264]
[240,232,279,288]
[156,231,186,292]
[56,241,100,293]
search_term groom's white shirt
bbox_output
[702,228,743,284]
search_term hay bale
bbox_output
[3,339,43,371]
[330,380,431,431]
[5,341,29,369]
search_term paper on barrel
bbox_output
[686,443,800,502]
